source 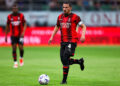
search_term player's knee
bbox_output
[64,50,70,57]
[62,56,69,65]
[12,48,16,51]
[19,45,23,50]
[61,56,66,65]
[65,50,74,57]
[12,47,16,51]
[12,50,16,53]
[19,47,23,51]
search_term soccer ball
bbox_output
[38,74,50,85]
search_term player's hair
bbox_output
[63,1,72,7]
[12,4,18,8]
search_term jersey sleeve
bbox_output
[7,16,10,25]
[56,16,60,27]
[76,16,83,26]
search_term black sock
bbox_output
[20,49,24,58]
[63,66,69,82]
[69,58,79,65]
[12,51,17,61]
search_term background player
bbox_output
[5,4,27,68]
[48,2,86,84]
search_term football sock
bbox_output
[69,58,79,65]
[13,51,17,61]
[63,66,69,82]
[20,49,24,58]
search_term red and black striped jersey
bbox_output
[7,13,26,37]
[56,13,82,43]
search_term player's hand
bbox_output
[5,36,7,43]
[80,36,85,43]
[48,37,53,45]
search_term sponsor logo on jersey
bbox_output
[60,23,71,28]
[11,21,21,26]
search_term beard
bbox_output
[64,13,69,17]
[13,12,18,15]
[64,11,71,17]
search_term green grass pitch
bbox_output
[0,46,120,86]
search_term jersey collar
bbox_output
[64,12,72,17]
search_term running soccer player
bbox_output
[48,2,86,84]
[5,4,27,68]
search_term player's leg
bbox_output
[18,37,24,66]
[60,43,70,84]
[18,44,24,66]
[11,36,18,68]
[68,43,84,71]
[61,43,73,84]
[69,58,84,71]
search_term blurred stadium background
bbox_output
[0,0,120,45]
[0,0,120,86]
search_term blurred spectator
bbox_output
[17,0,24,7]
[0,0,4,4]
[76,0,82,7]
[83,0,90,10]
[76,0,83,10]
[49,0,58,11]
[5,0,16,9]
[89,0,94,7]
[16,0,25,10]
[0,0,5,10]
[0,0,119,11]
[94,0,101,11]
[89,0,94,10]
[111,0,118,10]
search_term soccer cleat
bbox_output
[60,81,67,84]
[19,58,24,66]
[13,62,18,68]
[79,58,84,71]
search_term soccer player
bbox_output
[5,4,27,68]
[48,2,86,84]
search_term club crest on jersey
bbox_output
[11,21,21,26]
[59,19,62,21]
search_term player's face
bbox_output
[12,7,18,13]
[63,4,72,14]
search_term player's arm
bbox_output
[76,15,86,43]
[5,23,9,42]
[21,14,27,37]
[79,23,86,43]
[21,22,27,37]
[5,15,10,42]
[48,25,59,44]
